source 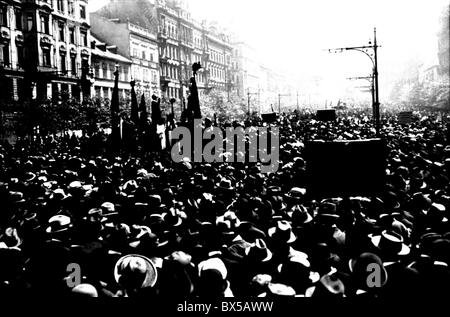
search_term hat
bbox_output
[305,273,345,297]
[266,283,296,297]
[286,187,306,200]
[216,178,234,192]
[349,252,388,289]
[289,205,313,224]
[50,188,68,201]
[268,220,296,243]
[371,230,410,256]
[46,215,72,234]
[216,211,241,232]
[245,239,272,262]
[114,254,158,290]
[198,257,228,280]
[71,284,99,297]
[163,207,183,227]
[1,227,22,249]
[9,191,25,204]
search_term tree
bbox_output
[199,89,247,122]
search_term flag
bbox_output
[187,62,202,120]
[130,80,139,125]
[139,94,148,130]
[111,66,121,152]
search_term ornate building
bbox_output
[0,0,93,101]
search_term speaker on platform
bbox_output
[305,139,387,198]
[316,110,337,121]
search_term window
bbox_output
[68,0,74,16]
[17,46,24,67]
[57,0,64,13]
[40,15,50,34]
[123,67,129,81]
[80,29,87,47]
[150,53,154,62]
[133,48,138,57]
[0,6,7,27]
[60,54,66,73]
[15,9,22,30]
[58,22,65,42]
[102,63,107,79]
[1,44,10,66]
[71,55,77,75]
[69,27,75,44]
[42,48,51,66]
[142,51,146,60]
[27,14,33,31]
[79,5,86,19]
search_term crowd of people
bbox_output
[0,107,450,298]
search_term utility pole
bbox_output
[328,27,381,137]
[296,91,299,111]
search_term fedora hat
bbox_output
[71,284,98,297]
[263,283,296,297]
[1,227,22,249]
[163,207,183,227]
[50,188,68,201]
[101,202,119,218]
[286,187,307,201]
[114,254,158,290]
[9,191,25,204]
[371,230,410,256]
[288,204,313,224]
[245,238,272,263]
[268,220,296,243]
[305,273,345,297]
[217,211,241,231]
[216,178,234,192]
[46,215,72,234]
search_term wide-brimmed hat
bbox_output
[286,187,306,201]
[50,188,68,201]
[216,211,241,233]
[305,273,345,297]
[268,220,296,243]
[71,284,99,297]
[163,207,184,227]
[265,283,296,297]
[101,202,119,218]
[371,230,410,256]
[46,215,72,234]
[245,238,273,262]
[216,178,234,192]
[9,191,25,204]
[114,254,158,290]
[288,204,313,224]
[0,227,22,249]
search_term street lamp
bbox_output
[328,28,381,137]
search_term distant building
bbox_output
[90,35,132,101]
[0,0,93,101]
[90,14,160,102]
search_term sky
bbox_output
[90,0,448,102]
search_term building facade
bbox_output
[0,0,92,101]
[90,14,160,102]
[91,35,132,101]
